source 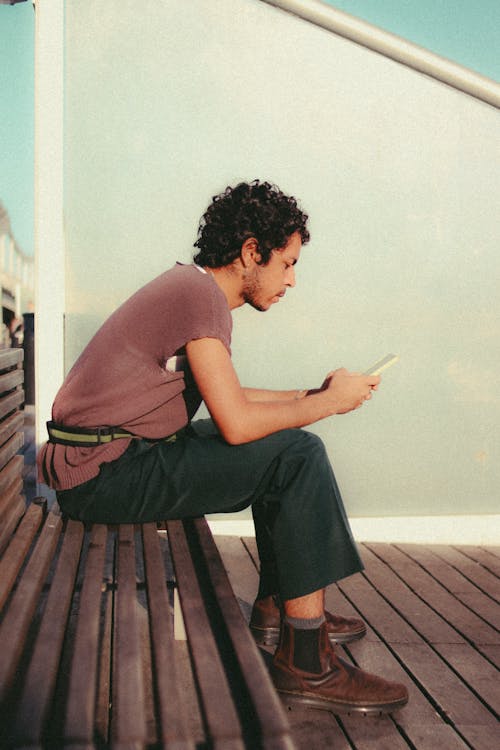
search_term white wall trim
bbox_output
[208,514,500,545]
[34,0,65,455]
[261,0,500,109]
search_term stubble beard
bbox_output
[242,268,268,312]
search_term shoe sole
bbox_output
[278,689,409,715]
[251,626,367,647]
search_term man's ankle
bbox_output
[285,614,325,630]
[284,616,326,674]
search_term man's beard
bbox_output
[242,268,267,312]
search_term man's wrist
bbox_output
[294,389,308,400]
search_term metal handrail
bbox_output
[261,0,500,109]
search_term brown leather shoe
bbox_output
[250,595,366,645]
[271,621,409,714]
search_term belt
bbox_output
[46,420,182,447]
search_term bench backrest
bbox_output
[0,348,25,554]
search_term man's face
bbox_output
[243,232,302,312]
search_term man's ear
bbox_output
[240,237,261,267]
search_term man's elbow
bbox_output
[211,403,257,445]
[218,422,252,446]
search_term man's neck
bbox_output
[205,264,245,310]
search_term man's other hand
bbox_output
[323,368,381,414]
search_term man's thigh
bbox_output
[58,421,313,523]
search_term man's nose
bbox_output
[285,266,296,287]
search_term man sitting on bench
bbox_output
[39,180,408,715]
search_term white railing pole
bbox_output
[34,0,65,459]
[261,0,500,108]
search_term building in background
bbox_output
[0,201,34,348]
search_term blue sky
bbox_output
[0,0,498,258]
[324,0,500,82]
[0,2,34,256]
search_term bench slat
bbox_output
[142,523,194,750]
[0,499,25,557]
[0,481,25,555]
[0,368,24,395]
[0,389,24,422]
[0,431,24,474]
[0,454,24,495]
[0,509,63,703]
[193,518,296,750]
[0,502,45,610]
[167,519,245,750]
[0,349,23,370]
[0,410,24,451]
[111,524,147,749]
[0,513,297,749]
[63,524,108,747]
[95,572,113,747]
[0,475,23,520]
[11,519,85,747]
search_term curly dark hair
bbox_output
[193,180,310,268]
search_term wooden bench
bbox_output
[0,348,26,555]
[0,352,296,750]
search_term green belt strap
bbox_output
[47,421,179,447]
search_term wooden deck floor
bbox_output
[215,534,500,750]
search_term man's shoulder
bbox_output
[151,263,213,293]
[140,264,231,330]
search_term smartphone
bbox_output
[363,354,399,376]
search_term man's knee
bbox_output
[292,429,329,464]
[270,429,332,494]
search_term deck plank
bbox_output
[340,714,412,750]
[393,543,500,632]
[425,544,500,603]
[436,642,500,713]
[218,536,500,750]
[482,546,500,560]
[365,543,499,666]
[456,546,500,577]
[346,544,499,749]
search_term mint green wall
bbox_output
[64,0,499,518]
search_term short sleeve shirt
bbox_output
[38,263,232,490]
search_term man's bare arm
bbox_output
[242,371,349,402]
[186,338,380,445]
[242,387,306,402]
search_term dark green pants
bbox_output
[57,421,363,600]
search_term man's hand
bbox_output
[322,368,381,414]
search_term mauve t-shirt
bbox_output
[38,263,232,490]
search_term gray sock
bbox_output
[285,614,325,630]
